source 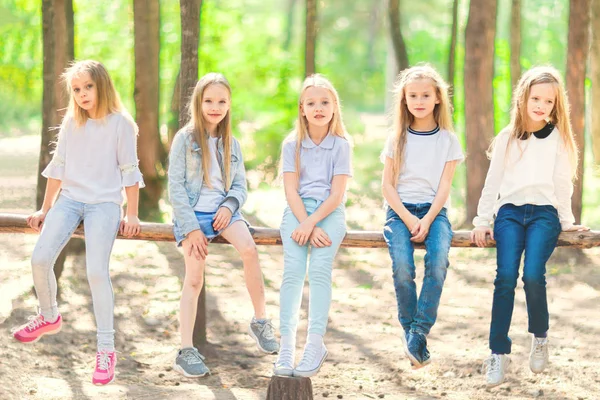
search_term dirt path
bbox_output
[1,120,599,400]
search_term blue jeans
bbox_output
[383,204,453,336]
[279,198,346,337]
[31,195,121,351]
[490,204,561,354]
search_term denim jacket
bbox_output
[168,127,248,238]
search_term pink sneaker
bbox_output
[92,350,117,385]
[12,314,62,343]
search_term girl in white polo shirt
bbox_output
[381,65,464,370]
[274,74,352,377]
[12,60,144,385]
[471,66,588,387]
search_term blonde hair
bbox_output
[62,60,128,127]
[185,72,233,190]
[282,74,348,178]
[388,64,454,183]
[491,65,578,178]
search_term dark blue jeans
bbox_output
[383,203,453,336]
[489,204,561,354]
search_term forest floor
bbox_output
[1,115,599,400]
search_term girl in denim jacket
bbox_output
[274,74,352,378]
[168,73,278,378]
[381,65,463,370]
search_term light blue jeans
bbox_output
[279,198,346,337]
[31,195,121,351]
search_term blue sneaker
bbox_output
[405,332,431,369]
[173,347,210,377]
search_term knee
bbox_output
[87,267,108,287]
[308,264,332,283]
[494,272,518,289]
[31,250,53,271]
[391,254,414,280]
[522,273,545,288]
[184,274,204,292]
[240,243,259,262]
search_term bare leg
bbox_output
[220,221,266,319]
[179,249,206,348]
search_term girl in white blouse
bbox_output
[12,60,144,386]
[471,66,588,387]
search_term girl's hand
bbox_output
[291,219,315,246]
[27,209,47,232]
[120,215,141,237]
[183,230,209,260]
[403,213,420,233]
[563,224,590,232]
[411,216,432,243]
[470,225,494,247]
[309,227,332,248]
[213,207,232,231]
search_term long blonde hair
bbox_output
[185,73,233,190]
[388,64,454,183]
[282,74,348,178]
[62,60,127,127]
[492,66,578,178]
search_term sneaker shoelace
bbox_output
[258,321,276,341]
[11,315,45,334]
[298,343,320,368]
[533,338,547,356]
[182,350,205,365]
[96,351,113,371]
[484,355,501,376]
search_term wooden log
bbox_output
[266,376,313,400]
[1,213,600,249]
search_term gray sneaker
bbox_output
[249,318,279,354]
[173,347,210,377]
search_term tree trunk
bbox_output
[591,0,600,165]
[566,0,591,223]
[179,0,201,128]
[167,69,181,149]
[133,0,162,222]
[5,213,600,249]
[305,0,317,76]
[267,376,313,400]
[39,0,75,287]
[388,0,409,74]
[510,0,521,89]
[283,0,297,52]
[448,0,459,110]
[367,0,383,70]
[464,0,497,226]
[179,0,204,349]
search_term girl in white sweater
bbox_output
[471,66,588,387]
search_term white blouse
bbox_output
[42,112,144,205]
[472,127,575,230]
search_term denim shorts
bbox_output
[173,210,246,246]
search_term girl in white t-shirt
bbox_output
[381,65,464,370]
[12,60,144,385]
[471,66,588,387]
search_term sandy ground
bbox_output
[1,119,599,400]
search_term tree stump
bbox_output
[266,376,313,400]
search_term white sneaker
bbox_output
[529,336,549,374]
[293,342,328,377]
[273,346,295,376]
[484,354,510,387]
